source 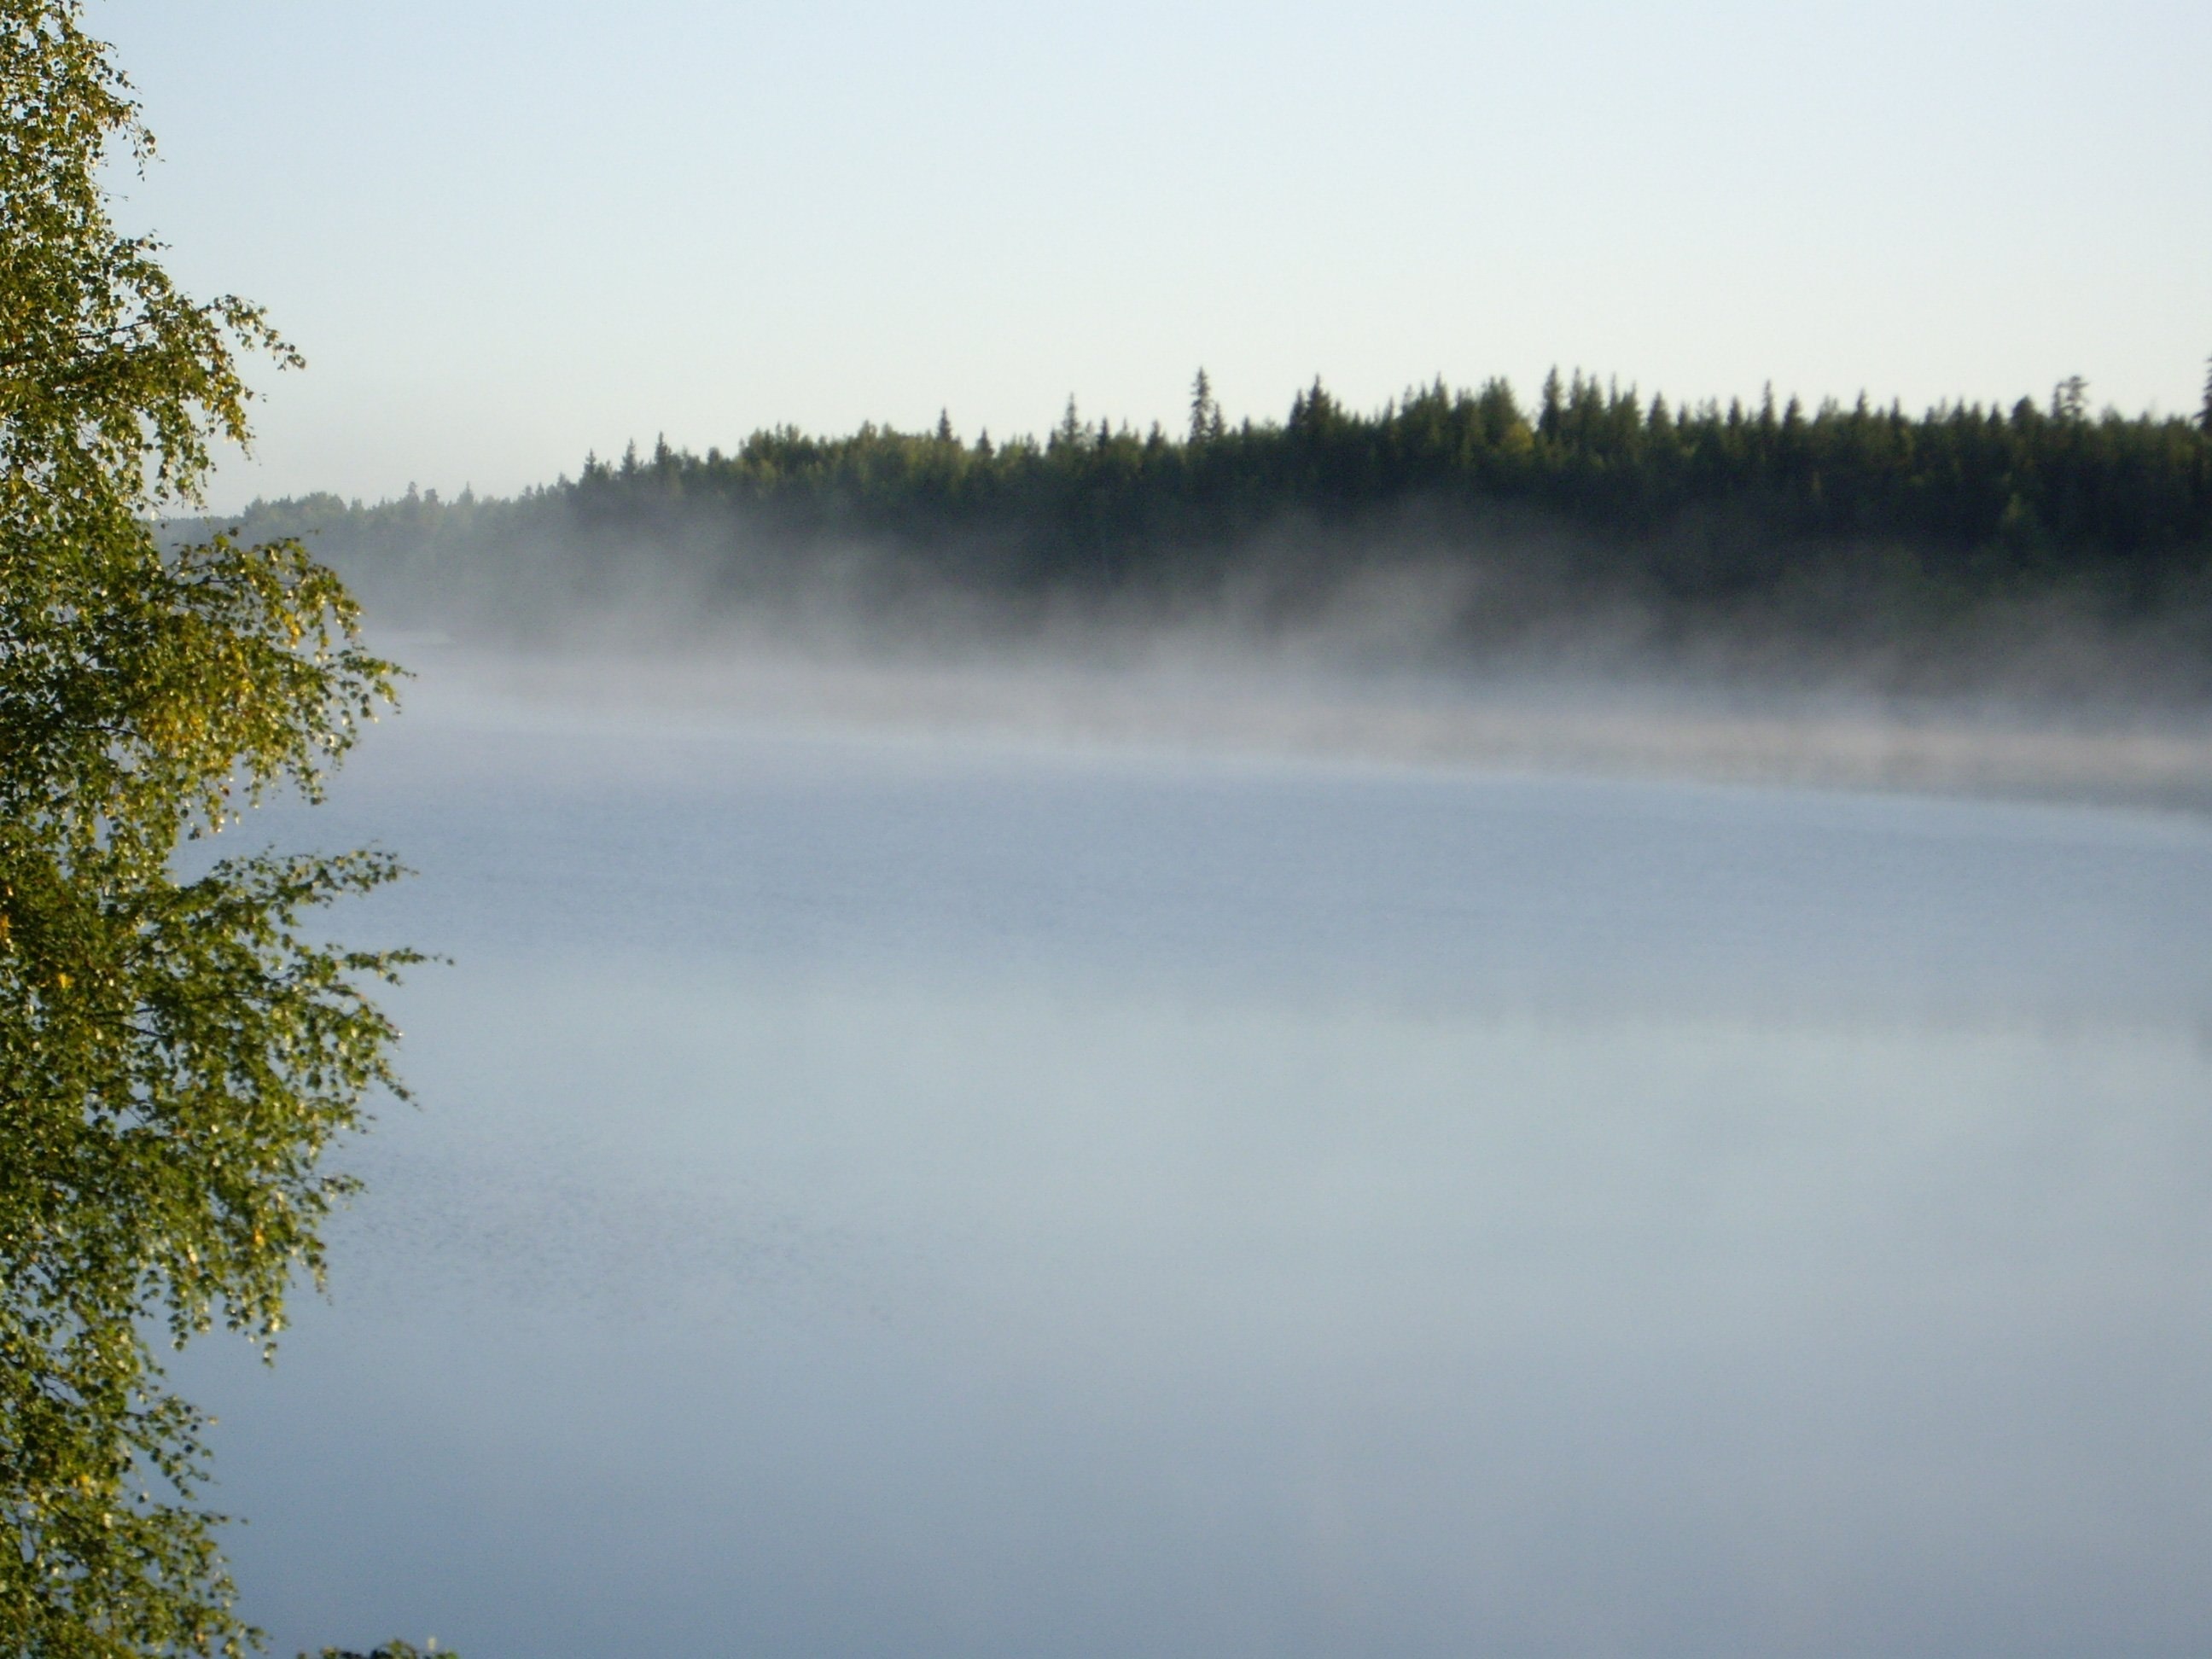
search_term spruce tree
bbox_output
[1188,368,1220,445]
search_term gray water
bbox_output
[181,684,2212,1659]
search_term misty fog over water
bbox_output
[177,651,2212,1658]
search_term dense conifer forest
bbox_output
[195,366,2212,682]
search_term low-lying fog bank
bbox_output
[381,629,2212,815]
[186,465,2212,810]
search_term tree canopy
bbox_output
[1,3,412,1654]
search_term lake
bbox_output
[183,670,2212,1658]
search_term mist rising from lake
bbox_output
[181,654,2212,1658]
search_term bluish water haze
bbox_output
[178,677,2212,1658]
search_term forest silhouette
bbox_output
[204,366,2212,687]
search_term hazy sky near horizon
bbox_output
[101,0,2209,511]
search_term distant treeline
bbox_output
[195,366,2212,664]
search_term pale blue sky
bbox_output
[100,0,2210,509]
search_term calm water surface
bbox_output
[183,691,2212,1658]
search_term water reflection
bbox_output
[184,710,2212,1658]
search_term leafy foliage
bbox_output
[0,4,412,1654]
